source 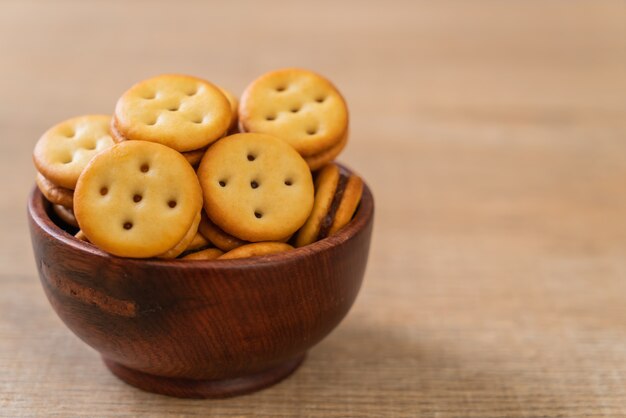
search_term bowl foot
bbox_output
[102,354,306,399]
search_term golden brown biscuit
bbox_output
[219,242,293,260]
[197,133,314,242]
[113,74,231,152]
[295,163,363,247]
[35,172,74,208]
[33,115,114,190]
[74,141,203,258]
[239,68,348,157]
[198,212,248,251]
[52,204,78,228]
[184,231,210,252]
[181,247,224,261]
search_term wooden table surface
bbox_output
[2,1,626,416]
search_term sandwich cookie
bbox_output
[112,74,232,165]
[36,172,74,208]
[74,141,203,258]
[197,133,314,242]
[198,212,248,251]
[33,115,114,207]
[295,163,363,247]
[239,68,349,168]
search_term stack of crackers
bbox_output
[33,68,363,260]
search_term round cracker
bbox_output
[33,115,114,189]
[35,172,74,208]
[74,141,203,258]
[304,131,348,171]
[182,247,224,261]
[114,74,231,152]
[295,163,340,247]
[329,174,363,235]
[157,212,202,259]
[197,133,314,242]
[111,117,206,166]
[184,231,210,253]
[218,86,239,133]
[198,212,248,251]
[219,242,293,260]
[239,68,348,157]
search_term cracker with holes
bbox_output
[113,74,231,154]
[295,162,363,247]
[33,115,115,206]
[197,133,314,242]
[74,141,203,258]
[239,68,349,169]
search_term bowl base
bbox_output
[102,354,306,399]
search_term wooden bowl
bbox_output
[27,180,374,398]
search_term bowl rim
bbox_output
[28,179,374,269]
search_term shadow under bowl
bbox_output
[27,181,374,398]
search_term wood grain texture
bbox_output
[2,0,626,416]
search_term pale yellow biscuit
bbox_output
[114,74,231,152]
[239,68,348,157]
[219,242,293,260]
[197,133,314,242]
[52,204,78,228]
[33,115,115,190]
[304,131,348,171]
[198,212,248,251]
[36,172,74,208]
[74,141,203,258]
[181,247,224,261]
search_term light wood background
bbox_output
[2,1,626,416]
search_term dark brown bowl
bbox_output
[27,180,374,398]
